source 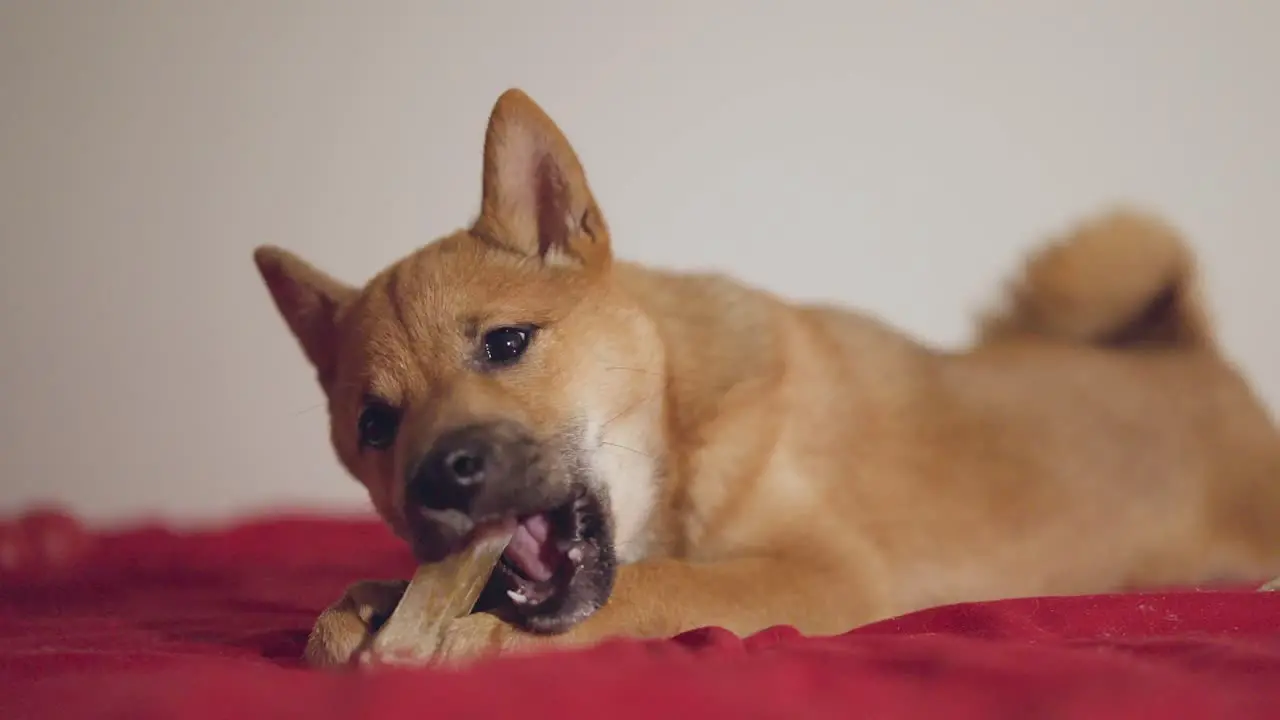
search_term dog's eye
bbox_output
[357,402,400,450]
[482,326,534,366]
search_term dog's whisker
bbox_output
[599,392,660,431]
[598,441,655,459]
[603,365,662,377]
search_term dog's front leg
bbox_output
[303,579,408,669]
[435,555,879,666]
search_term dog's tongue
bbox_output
[504,514,557,583]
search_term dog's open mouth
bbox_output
[498,512,582,606]
[475,490,614,634]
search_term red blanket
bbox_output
[3,510,1280,719]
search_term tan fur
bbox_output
[259,89,1280,668]
[978,209,1215,350]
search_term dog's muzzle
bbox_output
[400,420,616,635]
[403,421,550,554]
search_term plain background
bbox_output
[1,1,1277,526]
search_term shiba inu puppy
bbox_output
[254,89,1280,668]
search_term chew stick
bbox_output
[370,529,514,659]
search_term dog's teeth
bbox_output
[567,546,584,563]
[507,590,528,604]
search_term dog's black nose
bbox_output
[407,425,494,514]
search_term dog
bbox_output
[254,89,1280,668]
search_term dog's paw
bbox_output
[1259,576,1280,592]
[356,612,554,670]
[430,612,540,669]
[303,579,409,669]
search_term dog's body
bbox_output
[256,90,1280,667]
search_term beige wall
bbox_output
[2,1,1277,524]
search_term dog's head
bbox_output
[253,90,665,634]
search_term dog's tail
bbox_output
[977,209,1217,352]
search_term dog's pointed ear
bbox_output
[472,89,611,270]
[253,246,355,384]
